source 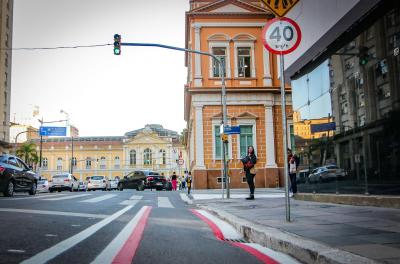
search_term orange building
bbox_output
[293,111,334,140]
[184,0,293,189]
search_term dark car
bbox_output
[118,170,166,191]
[0,154,38,197]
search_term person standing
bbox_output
[171,172,177,191]
[241,146,257,200]
[186,171,192,195]
[288,149,299,197]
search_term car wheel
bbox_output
[50,189,54,193]
[29,182,37,195]
[4,180,14,197]
[118,184,123,191]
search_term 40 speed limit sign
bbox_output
[262,17,301,55]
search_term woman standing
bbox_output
[241,146,257,200]
[171,172,178,191]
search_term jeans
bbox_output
[245,172,255,195]
[289,173,297,193]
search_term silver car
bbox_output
[49,173,79,192]
[37,179,49,193]
[308,165,346,183]
[87,175,109,191]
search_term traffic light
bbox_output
[114,34,121,55]
[358,46,369,65]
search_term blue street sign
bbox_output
[39,126,67,137]
[311,122,336,134]
[224,126,241,135]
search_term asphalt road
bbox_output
[0,189,271,264]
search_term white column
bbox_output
[193,25,202,86]
[195,105,205,168]
[263,48,272,86]
[265,105,277,168]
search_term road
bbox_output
[0,189,298,264]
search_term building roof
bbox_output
[124,124,179,139]
[37,136,124,143]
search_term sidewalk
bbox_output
[191,193,400,264]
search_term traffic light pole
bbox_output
[120,41,230,198]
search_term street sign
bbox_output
[262,17,302,55]
[261,0,300,17]
[39,126,67,137]
[310,122,336,134]
[223,126,241,135]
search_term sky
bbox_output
[291,60,332,120]
[11,0,189,136]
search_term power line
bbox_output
[1,43,112,51]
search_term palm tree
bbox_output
[16,142,38,166]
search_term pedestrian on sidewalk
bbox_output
[186,171,192,195]
[171,172,178,191]
[288,149,299,197]
[241,146,257,200]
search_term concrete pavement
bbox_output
[187,189,400,264]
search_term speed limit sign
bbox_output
[262,17,301,55]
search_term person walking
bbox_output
[171,172,178,191]
[241,146,257,200]
[186,171,192,195]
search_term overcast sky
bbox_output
[11,0,189,136]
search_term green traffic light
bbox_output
[114,48,121,55]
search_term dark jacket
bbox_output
[241,154,257,172]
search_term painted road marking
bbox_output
[91,206,152,264]
[0,208,108,219]
[21,205,135,264]
[243,243,300,264]
[81,194,117,203]
[179,193,193,204]
[157,197,174,208]
[41,194,92,201]
[129,195,143,200]
[120,200,140,206]
[193,210,242,240]
[0,193,67,201]
[8,249,26,253]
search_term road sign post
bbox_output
[262,17,301,222]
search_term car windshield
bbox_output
[38,180,47,184]
[53,175,69,178]
[91,176,104,180]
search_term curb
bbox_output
[196,204,379,264]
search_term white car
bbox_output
[87,175,109,191]
[37,179,50,193]
[49,173,79,192]
[109,179,119,190]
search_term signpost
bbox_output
[262,17,302,222]
[223,126,241,135]
[39,126,67,137]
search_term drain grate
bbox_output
[223,238,247,243]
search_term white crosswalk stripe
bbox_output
[80,194,117,203]
[41,194,92,201]
[158,197,174,208]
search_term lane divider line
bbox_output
[20,205,135,264]
[112,206,152,264]
[191,209,296,264]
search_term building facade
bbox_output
[0,0,13,153]
[184,0,293,189]
[37,125,187,181]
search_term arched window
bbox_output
[144,148,152,165]
[114,156,120,169]
[57,157,62,171]
[160,149,166,165]
[130,150,136,165]
[100,157,106,169]
[42,157,48,169]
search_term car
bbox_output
[117,170,162,191]
[0,154,39,197]
[109,179,119,190]
[49,173,79,192]
[78,181,87,191]
[308,165,346,183]
[37,179,50,193]
[296,169,309,184]
[87,175,109,191]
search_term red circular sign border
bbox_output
[262,17,302,55]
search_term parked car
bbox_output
[49,173,79,192]
[109,179,119,190]
[118,170,163,191]
[296,169,309,184]
[78,181,87,191]
[87,175,109,191]
[0,154,39,197]
[37,179,50,193]
[308,165,346,183]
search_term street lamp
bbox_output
[60,110,74,175]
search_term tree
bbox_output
[16,142,38,166]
